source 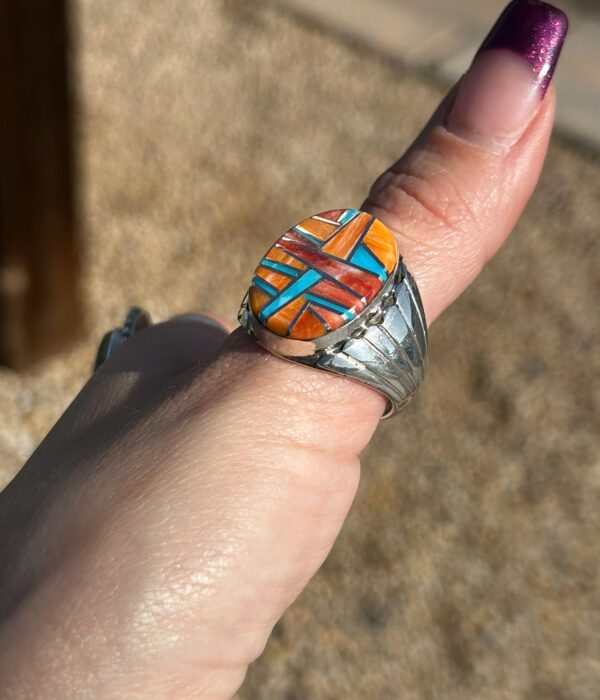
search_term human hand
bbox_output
[0,1,568,697]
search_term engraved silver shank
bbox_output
[239,261,428,418]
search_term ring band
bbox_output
[238,209,428,417]
[93,306,152,371]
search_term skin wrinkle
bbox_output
[175,382,374,463]
[180,333,382,457]
[365,181,490,308]
[369,169,479,246]
[395,142,484,231]
[368,143,493,248]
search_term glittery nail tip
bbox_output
[477,0,569,95]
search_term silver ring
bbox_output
[93,306,152,371]
[238,209,428,417]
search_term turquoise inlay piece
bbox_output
[350,245,387,280]
[305,294,356,321]
[259,269,321,322]
[252,276,278,297]
[338,209,359,225]
[260,259,300,278]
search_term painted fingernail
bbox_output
[446,0,568,154]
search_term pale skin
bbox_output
[0,78,556,696]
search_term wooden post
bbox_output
[0,0,82,369]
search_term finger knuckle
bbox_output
[367,150,487,274]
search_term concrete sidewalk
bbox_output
[275,0,600,150]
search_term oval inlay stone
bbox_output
[249,209,398,340]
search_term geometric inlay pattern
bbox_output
[249,209,398,340]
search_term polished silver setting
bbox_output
[93,306,152,372]
[238,261,428,418]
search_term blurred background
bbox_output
[0,0,599,698]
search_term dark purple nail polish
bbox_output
[477,0,569,95]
